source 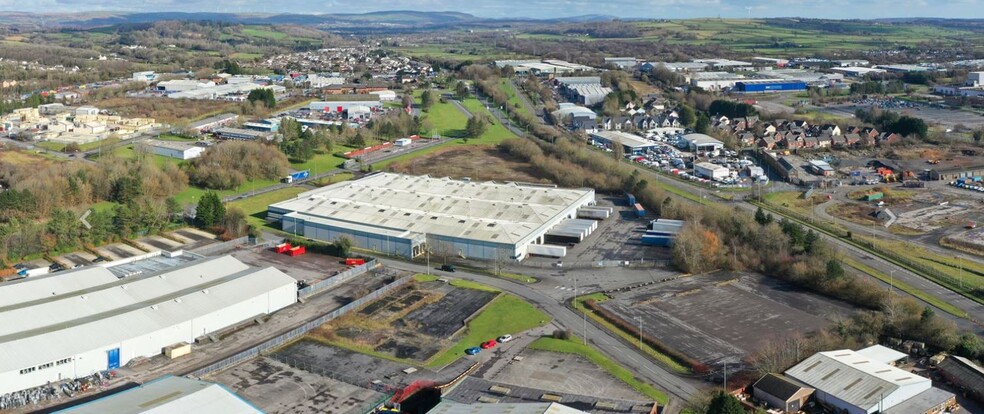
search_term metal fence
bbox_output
[518,258,672,269]
[187,276,412,379]
[298,260,379,298]
[190,236,251,256]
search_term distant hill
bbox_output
[0,10,629,31]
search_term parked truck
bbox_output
[282,170,311,184]
[863,192,884,202]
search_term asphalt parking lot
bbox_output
[444,377,653,413]
[524,197,671,268]
[488,349,644,401]
[231,248,351,284]
[601,272,854,368]
[207,357,385,414]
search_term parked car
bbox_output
[497,335,513,343]
[481,340,497,349]
[465,347,481,355]
[440,264,456,272]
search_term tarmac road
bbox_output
[375,257,701,414]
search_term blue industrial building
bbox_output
[735,80,808,93]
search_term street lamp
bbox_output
[633,317,643,349]
[889,270,895,294]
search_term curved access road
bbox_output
[375,258,700,414]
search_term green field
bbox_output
[426,293,551,368]
[228,187,305,229]
[230,52,263,60]
[37,138,118,153]
[241,27,288,40]
[155,134,199,142]
[529,336,668,404]
[171,178,282,207]
[111,145,179,168]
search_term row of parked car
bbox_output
[949,180,984,193]
[464,335,513,355]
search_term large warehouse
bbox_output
[267,173,596,261]
[0,254,297,395]
[785,347,954,414]
[55,375,261,414]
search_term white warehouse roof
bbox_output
[785,348,931,412]
[429,401,587,414]
[270,173,594,245]
[590,131,655,150]
[683,133,724,146]
[55,375,261,414]
[0,255,296,378]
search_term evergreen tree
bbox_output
[754,206,768,225]
[707,391,743,414]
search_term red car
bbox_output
[480,340,497,349]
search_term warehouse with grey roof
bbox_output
[267,173,596,261]
[0,254,297,396]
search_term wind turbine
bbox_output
[745,6,753,20]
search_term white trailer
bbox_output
[694,162,730,181]
[528,244,567,258]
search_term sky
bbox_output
[0,0,980,19]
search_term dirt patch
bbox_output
[388,146,550,184]
[310,281,497,362]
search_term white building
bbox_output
[54,375,261,414]
[682,133,724,153]
[268,173,596,261]
[429,401,588,414]
[156,80,215,93]
[370,90,398,101]
[694,162,730,181]
[140,139,205,160]
[966,72,984,87]
[785,347,950,414]
[0,255,297,395]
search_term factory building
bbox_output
[54,375,261,414]
[267,173,596,261]
[309,100,383,113]
[555,77,612,106]
[681,133,725,153]
[589,131,658,154]
[734,80,808,93]
[0,255,297,396]
[785,347,955,414]
[138,139,206,160]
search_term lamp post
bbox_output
[889,270,895,294]
[633,317,643,349]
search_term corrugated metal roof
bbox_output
[856,345,908,365]
[590,131,654,149]
[428,401,586,414]
[271,173,593,245]
[0,256,296,374]
[785,349,930,411]
[55,375,262,414]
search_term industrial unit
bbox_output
[681,133,725,153]
[54,375,261,414]
[267,173,596,261]
[785,347,955,414]
[694,162,730,181]
[139,139,205,160]
[734,80,808,93]
[589,131,658,154]
[0,255,297,396]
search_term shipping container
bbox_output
[345,258,366,266]
[275,243,292,254]
[641,235,674,246]
[864,192,884,201]
[634,203,646,217]
[626,193,637,206]
[287,245,306,256]
[528,244,567,258]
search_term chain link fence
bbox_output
[299,260,380,298]
[187,276,412,379]
[190,236,251,256]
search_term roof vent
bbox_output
[202,289,209,294]
[80,295,87,300]
[151,305,159,310]
[174,298,182,303]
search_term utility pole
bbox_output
[958,257,963,289]
[889,270,895,294]
[634,317,643,349]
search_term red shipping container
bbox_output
[275,243,291,254]
[287,246,306,256]
[345,258,366,266]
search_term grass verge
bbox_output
[426,293,551,368]
[841,256,968,318]
[228,187,306,229]
[529,336,668,404]
[571,295,691,374]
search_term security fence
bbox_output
[298,260,380,298]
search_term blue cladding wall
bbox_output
[736,81,808,92]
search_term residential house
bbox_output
[878,132,902,146]
[757,136,777,149]
[753,373,814,414]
